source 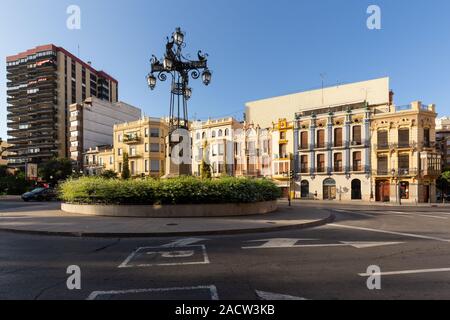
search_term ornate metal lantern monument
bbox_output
[147,27,212,176]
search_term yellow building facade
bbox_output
[371,101,441,204]
[113,117,168,177]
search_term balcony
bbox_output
[375,143,390,151]
[333,166,343,173]
[316,166,326,173]
[123,134,141,144]
[128,153,142,158]
[397,168,418,177]
[352,165,363,172]
[395,141,416,149]
[375,169,390,176]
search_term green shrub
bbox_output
[59,176,281,205]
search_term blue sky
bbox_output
[1,0,450,139]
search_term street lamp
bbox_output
[148,27,211,132]
[147,73,156,90]
[173,27,185,46]
[202,69,212,86]
[391,169,401,205]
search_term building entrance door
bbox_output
[376,180,390,202]
[323,178,337,200]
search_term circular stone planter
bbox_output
[61,201,278,218]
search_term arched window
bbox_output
[202,132,206,139]
[224,129,229,136]
[323,178,336,200]
[211,130,216,138]
[196,132,200,140]
[218,129,223,137]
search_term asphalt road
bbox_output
[1,200,450,300]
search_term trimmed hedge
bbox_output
[59,176,281,205]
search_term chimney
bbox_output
[389,90,394,105]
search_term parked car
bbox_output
[21,187,57,202]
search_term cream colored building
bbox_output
[83,145,115,176]
[234,122,272,178]
[191,117,242,177]
[246,77,390,128]
[113,117,168,177]
[294,102,372,201]
[70,97,141,169]
[371,101,441,204]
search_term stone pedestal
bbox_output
[163,133,192,178]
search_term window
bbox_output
[71,131,78,137]
[398,154,410,175]
[377,156,388,175]
[99,157,103,165]
[118,162,123,173]
[202,132,206,139]
[212,131,216,138]
[70,121,79,127]
[377,131,388,148]
[334,128,343,147]
[150,143,159,152]
[334,153,343,172]
[225,129,229,136]
[19,124,29,130]
[300,155,308,173]
[218,144,225,156]
[150,128,159,138]
[424,128,430,147]
[317,130,325,148]
[118,148,122,156]
[317,154,325,172]
[280,131,286,140]
[352,126,362,145]
[218,130,223,137]
[118,134,123,142]
[353,151,362,171]
[145,128,149,137]
[145,160,149,172]
[109,156,113,165]
[145,143,149,152]
[129,147,136,156]
[212,144,218,156]
[398,128,410,148]
[300,132,308,149]
[196,132,200,140]
[130,161,135,175]
[151,160,160,172]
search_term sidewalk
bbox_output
[0,202,334,238]
[289,199,450,208]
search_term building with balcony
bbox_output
[113,117,168,177]
[371,101,441,203]
[271,119,295,197]
[234,122,272,179]
[6,44,118,170]
[294,102,372,201]
[83,145,115,176]
[191,117,242,177]
[436,116,450,169]
[69,97,141,169]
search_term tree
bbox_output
[121,152,131,180]
[200,140,212,180]
[38,158,73,185]
[0,138,9,158]
[101,169,118,179]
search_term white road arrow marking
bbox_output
[162,238,208,248]
[242,238,317,249]
[243,239,403,249]
[256,290,308,301]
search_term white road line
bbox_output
[329,224,450,243]
[415,214,448,220]
[359,268,450,277]
[256,290,308,301]
[87,285,219,300]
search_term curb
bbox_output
[0,213,335,238]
